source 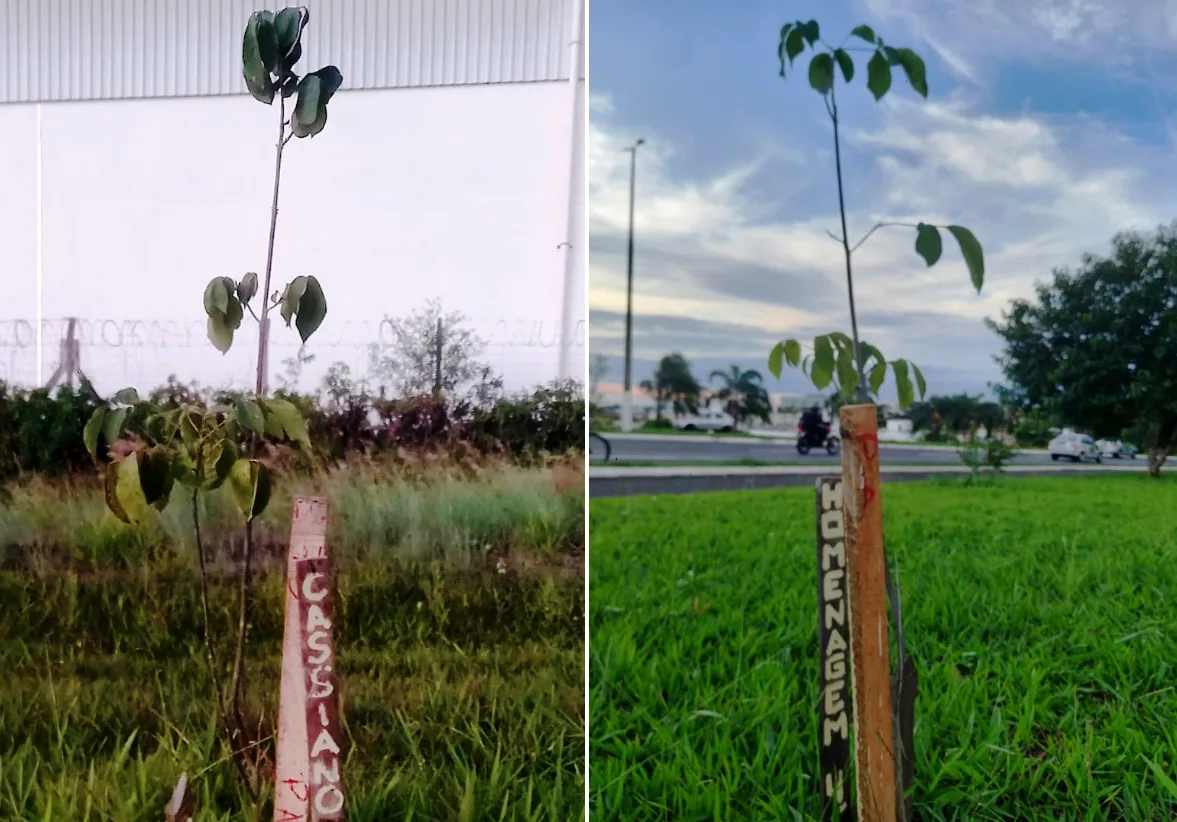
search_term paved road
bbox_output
[590,462,1149,498]
[597,433,1143,467]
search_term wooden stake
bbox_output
[274,497,345,822]
[838,405,896,822]
[816,477,853,821]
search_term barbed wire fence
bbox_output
[0,317,586,397]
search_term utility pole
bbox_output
[621,137,644,433]
[432,316,444,401]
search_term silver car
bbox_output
[1095,439,1138,459]
[1049,433,1102,463]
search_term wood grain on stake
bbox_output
[838,405,896,822]
[274,497,345,822]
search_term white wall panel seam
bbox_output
[0,0,575,103]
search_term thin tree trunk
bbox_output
[229,87,289,804]
[828,85,867,400]
[1146,420,1176,478]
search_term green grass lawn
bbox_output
[0,460,584,821]
[589,474,1177,820]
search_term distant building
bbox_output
[880,417,915,442]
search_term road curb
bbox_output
[599,432,1052,455]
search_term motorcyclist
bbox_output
[799,405,827,444]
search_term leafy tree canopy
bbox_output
[987,225,1177,476]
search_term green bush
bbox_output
[0,383,102,480]
[0,377,585,481]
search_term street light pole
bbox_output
[621,137,644,433]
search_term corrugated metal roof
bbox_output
[0,0,579,103]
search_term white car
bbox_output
[1049,433,1102,463]
[1095,439,1138,459]
[673,409,736,432]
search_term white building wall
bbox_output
[0,0,580,102]
[0,0,585,393]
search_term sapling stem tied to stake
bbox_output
[82,6,340,810]
[768,20,987,822]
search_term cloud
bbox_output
[588,85,1174,394]
[862,0,1177,80]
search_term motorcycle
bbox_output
[796,423,840,456]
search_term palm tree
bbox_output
[709,365,772,429]
[641,353,703,421]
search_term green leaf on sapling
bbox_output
[866,50,892,101]
[242,12,276,104]
[204,278,230,317]
[207,294,244,354]
[207,315,233,354]
[255,11,281,74]
[800,19,820,45]
[281,277,309,327]
[113,388,140,406]
[104,461,132,524]
[236,396,266,436]
[808,53,835,94]
[835,345,859,398]
[261,398,311,451]
[180,411,199,450]
[869,360,888,395]
[777,24,794,75]
[892,359,915,410]
[784,339,802,367]
[238,272,258,305]
[138,449,174,509]
[291,66,343,138]
[229,458,272,520]
[947,225,986,293]
[273,6,310,69]
[892,47,928,97]
[84,406,107,460]
[851,24,877,44]
[812,335,835,390]
[785,27,807,66]
[295,276,328,342]
[914,223,943,267]
[911,361,927,399]
[827,331,853,351]
[212,439,238,490]
[833,49,854,83]
[107,454,150,526]
[103,408,127,448]
[768,342,785,379]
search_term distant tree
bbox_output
[710,365,772,427]
[907,394,1008,440]
[589,354,609,404]
[640,353,703,420]
[321,361,358,408]
[368,298,498,401]
[277,344,316,393]
[988,226,1177,476]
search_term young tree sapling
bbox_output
[82,6,341,806]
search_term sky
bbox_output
[0,81,583,396]
[588,0,1177,402]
